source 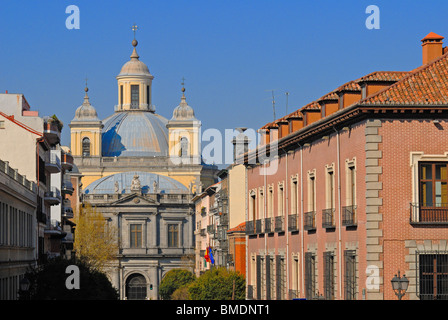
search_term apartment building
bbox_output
[244,32,448,300]
[0,93,75,299]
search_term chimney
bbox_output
[422,32,444,65]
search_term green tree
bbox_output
[188,267,245,300]
[21,257,119,300]
[159,269,196,300]
[73,204,119,272]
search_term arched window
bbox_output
[82,137,91,156]
[126,274,147,300]
[180,137,189,158]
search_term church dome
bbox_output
[171,89,196,120]
[72,87,100,122]
[83,171,189,194]
[101,111,169,157]
[118,39,152,77]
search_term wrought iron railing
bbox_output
[410,203,448,223]
[304,211,316,230]
[322,208,335,228]
[256,219,263,234]
[246,220,256,235]
[264,217,273,233]
[342,205,357,226]
[275,216,284,232]
[288,214,299,232]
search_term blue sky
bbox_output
[1,0,448,151]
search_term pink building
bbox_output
[244,32,448,300]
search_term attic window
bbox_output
[0,121,4,129]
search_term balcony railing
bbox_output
[304,211,316,231]
[44,187,61,205]
[45,152,61,173]
[342,205,357,226]
[275,216,284,233]
[410,203,448,224]
[255,219,263,234]
[264,217,273,233]
[322,208,336,228]
[61,152,74,170]
[246,220,256,235]
[288,214,299,232]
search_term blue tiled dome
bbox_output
[101,111,169,157]
[84,171,188,194]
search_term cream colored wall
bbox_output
[80,170,201,192]
[228,164,246,229]
[168,127,200,158]
[70,129,102,156]
[117,77,152,110]
[0,117,39,182]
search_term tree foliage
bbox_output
[188,267,245,300]
[159,269,196,300]
[22,257,119,300]
[73,204,119,272]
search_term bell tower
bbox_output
[69,85,103,157]
[167,83,201,165]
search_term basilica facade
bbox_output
[69,38,218,299]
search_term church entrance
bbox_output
[125,274,147,300]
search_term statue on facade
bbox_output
[153,180,158,193]
[114,181,119,193]
[131,174,141,192]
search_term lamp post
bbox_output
[391,270,409,300]
[19,277,30,300]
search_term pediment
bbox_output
[110,193,159,206]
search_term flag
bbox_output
[208,246,214,264]
[204,249,210,263]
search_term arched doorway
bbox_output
[125,273,147,300]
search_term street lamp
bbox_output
[19,277,30,300]
[391,270,409,300]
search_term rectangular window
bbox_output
[146,85,150,106]
[131,85,139,109]
[0,121,5,129]
[120,85,123,105]
[268,187,274,218]
[324,251,335,300]
[130,224,142,248]
[418,253,448,300]
[305,252,316,299]
[309,175,316,212]
[344,250,357,300]
[276,255,285,300]
[278,184,284,217]
[168,224,179,248]
[419,162,448,222]
[291,255,300,298]
[291,179,298,215]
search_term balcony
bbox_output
[62,179,74,195]
[45,152,61,173]
[288,214,299,232]
[255,219,263,234]
[264,217,273,233]
[322,208,336,228]
[342,205,357,227]
[44,187,61,205]
[304,211,316,231]
[274,216,284,233]
[61,152,74,171]
[246,220,256,235]
[62,199,74,219]
[43,121,61,145]
[410,203,448,224]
